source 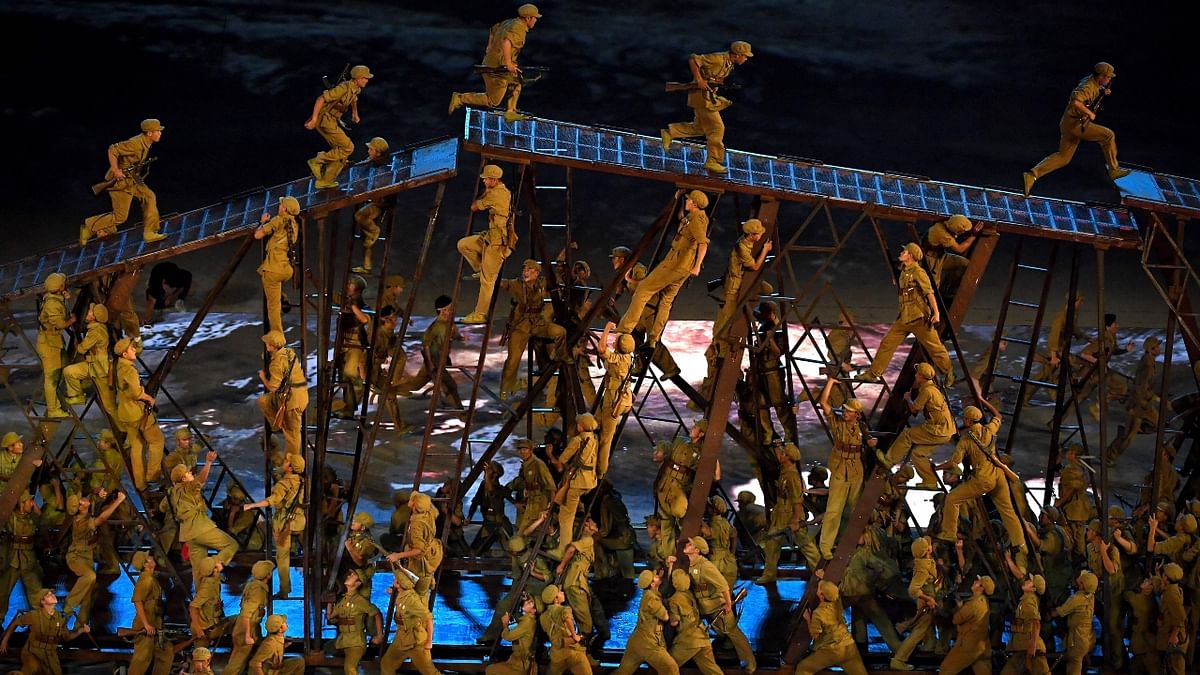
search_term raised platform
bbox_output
[1117,167,1200,217]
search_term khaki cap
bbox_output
[140,118,165,132]
[522,258,542,272]
[914,362,936,379]
[252,560,276,579]
[192,647,212,661]
[671,569,690,590]
[394,570,415,589]
[287,453,306,472]
[541,584,561,604]
[114,337,134,355]
[577,413,598,431]
[781,442,801,462]
[686,190,709,209]
[410,492,432,512]
[515,437,534,450]
[963,405,983,423]
[262,331,286,348]
[817,580,839,602]
[1143,336,1161,350]
[741,218,765,235]
[480,164,503,180]
[1031,574,1046,595]
[505,535,526,553]
[131,551,149,571]
[385,274,406,288]
[637,570,655,589]
[353,511,375,528]
[349,65,374,79]
[842,399,864,414]
[518,3,542,17]
[610,246,632,258]
[171,465,190,484]
[174,428,192,439]
[1163,562,1184,582]
[687,535,709,554]
[1093,62,1115,78]
[1077,570,1098,593]
[279,196,301,216]
[266,614,286,633]
[944,214,973,234]
[367,137,390,154]
[90,303,109,323]
[67,494,81,515]
[616,333,635,354]
[2,432,21,448]
[903,242,924,261]
[730,41,754,57]
[44,272,66,293]
[911,536,931,557]
[978,575,996,595]
[348,275,367,291]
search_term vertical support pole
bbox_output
[1045,245,1082,506]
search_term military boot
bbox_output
[353,247,373,274]
[755,540,780,585]
[1022,171,1036,198]
[315,160,344,190]
[704,158,728,174]
[307,156,324,180]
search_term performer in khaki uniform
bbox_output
[508,437,555,531]
[380,570,440,675]
[667,569,722,675]
[249,614,305,675]
[37,272,74,419]
[595,323,634,476]
[939,575,995,675]
[305,65,373,189]
[617,190,709,344]
[613,570,678,675]
[1108,335,1162,463]
[937,399,1026,548]
[128,552,173,675]
[817,378,871,560]
[555,518,607,650]
[335,275,372,417]
[327,569,383,675]
[758,438,818,583]
[889,536,942,671]
[449,5,542,122]
[678,537,756,673]
[662,42,754,174]
[713,219,772,337]
[860,244,952,382]
[254,197,301,333]
[189,557,224,645]
[351,136,391,273]
[485,594,537,675]
[1000,575,1049,675]
[243,454,303,598]
[459,165,516,324]
[1023,292,1086,406]
[161,428,197,479]
[186,648,216,675]
[114,337,165,489]
[554,414,599,547]
[387,492,444,599]
[751,301,799,443]
[0,588,90,675]
[81,119,167,245]
[1053,444,1093,556]
[1157,563,1188,675]
[876,362,954,488]
[1124,577,1158,675]
[539,584,592,675]
[169,450,239,587]
[1023,62,1130,197]
[794,580,868,675]
[62,302,116,414]
[497,259,567,399]
[225,560,274,675]
[654,421,716,534]
[1074,313,1133,420]
[702,497,737,587]
[0,490,45,622]
[923,214,984,299]
[257,330,308,458]
[1049,570,1097,675]
[64,490,126,623]
[395,295,463,408]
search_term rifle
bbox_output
[117,623,219,654]
[1080,84,1110,131]
[473,65,549,85]
[323,64,352,131]
[91,157,157,196]
[271,348,300,430]
[664,80,742,94]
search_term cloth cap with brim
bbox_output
[349,65,374,79]
[978,575,996,595]
[353,511,375,528]
[505,535,526,553]
[817,580,839,602]
[2,432,21,448]
[171,464,190,484]
[191,647,212,661]
[540,584,561,604]
[1031,575,1046,595]
[741,219,765,235]
[131,551,149,571]
[410,492,432,512]
[90,303,109,323]
[637,570,655,589]
[1077,570,1098,593]
[252,560,276,579]
[730,41,754,57]
[140,119,165,132]
[114,337,134,355]
[1094,62,1116,78]
[903,242,924,261]
[576,413,598,431]
[944,214,973,234]
[610,246,631,258]
[367,137,390,154]
[688,535,709,554]
[518,3,542,18]
[670,569,690,590]
[279,196,300,216]
[266,614,286,633]
[480,164,503,180]
[1164,562,1184,582]
[914,362,936,379]
[686,190,709,209]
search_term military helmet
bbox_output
[480,164,503,180]
[914,362,936,380]
[265,614,286,633]
[252,557,274,578]
[44,272,67,293]
[1163,562,1184,582]
[279,196,301,216]
[687,535,709,554]
[902,242,924,262]
[1093,62,1116,78]
[944,214,973,234]
[90,303,109,323]
[518,3,542,18]
[817,580,839,602]
[616,332,635,354]
[576,413,598,431]
[2,432,21,449]
[610,246,631,259]
[541,584,561,604]
[191,647,212,661]
[637,570,655,590]
[114,337,135,355]
[131,551,150,571]
[352,511,375,529]
[367,137,390,154]
[349,65,374,80]
[1077,570,1099,593]
[140,119,165,133]
[686,189,709,209]
[741,218,765,235]
[671,569,691,590]
[522,258,541,272]
[962,405,983,423]
[171,464,189,484]
[730,41,754,57]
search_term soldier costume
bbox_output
[654,424,704,534]
[392,492,444,599]
[485,594,537,675]
[662,42,754,174]
[860,243,952,382]
[343,511,381,587]
[189,557,224,646]
[508,437,555,532]
[449,4,543,122]
[62,303,116,415]
[556,519,608,650]
[225,560,274,675]
[245,454,303,598]
[667,569,723,675]
[257,330,309,458]
[334,276,372,418]
[497,259,567,399]
[757,439,818,584]
[713,219,771,337]
[540,584,592,675]
[818,380,868,560]
[794,581,868,675]
[1051,570,1097,675]
[751,301,799,443]
[890,536,943,671]
[114,337,165,489]
[1157,563,1188,675]
[36,273,74,419]
[469,460,513,555]
[617,190,710,344]
[248,614,305,675]
[703,497,738,587]
[169,453,239,588]
[64,490,125,623]
[380,570,440,675]
[613,570,679,675]
[938,405,1025,548]
[351,137,391,273]
[1108,336,1163,463]
[305,64,373,189]
[1073,313,1132,420]
[395,295,463,408]
[128,552,173,675]
[685,536,756,673]
[877,362,954,488]
[923,214,983,300]
[939,575,995,675]
[1124,578,1158,675]
[459,165,516,324]
[1023,293,1086,406]
[81,119,167,245]
[0,491,44,624]
[479,535,550,644]
[1000,575,1050,675]
[1054,445,1094,556]
[1023,62,1130,197]
[0,588,89,675]
[328,569,383,675]
[595,326,634,476]
[555,414,598,547]
[254,197,300,333]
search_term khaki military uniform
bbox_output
[656,439,699,528]
[667,52,736,166]
[706,515,737,587]
[893,557,942,665]
[257,215,297,333]
[668,587,722,675]
[689,555,755,672]
[819,414,865,559]
[330,590,380,675]
[824,326,854,407]
[1124,589,1157,675]
[596,346,633,476]
[1029,75,1120,181]
[1108,347,1161,462]
[941,416,1024,546]
[257,346,308,458]
[618,208,709,344]
[266,473,302,596]
[924,221,969,293]
[839,541,903,651]
[713,236,757,337]
[458,182,515,318]
[64,513,99,622]
[115,357,165,490]
[190,573,223,645]
[752,321,798,443]
[557,431,598,547]
[794,600,868,675]
[562,536,606,641]
[867,263,952,377]
[381,585,439,675]
[1056,459,1093,555]
[62,318,116,415]
[508,453,554,532]
[12,607,71,675]
[613,587,678,675]
[171,479,239,587]
[353,202,383,272]
[883,380,954,486]
[939,594,990,675]
[1073,330,1129,407]
[225,576,269,675]
[129,570,173,675]
[499,276,566,396]
[485,613,536,675]
[760,463,818,580]
[337,302,371,416]
[1024,302,1086,406]
[459,18,531,114]
[1086,538,1126,668]
[1038,522,1072,606]
[481,548,551,642]
[541,603,592,675]
[37,292,70,417]
[1000,592,1049,675]
[311,80,362,184]
[249,633,305,675]
[0,509,43,621]
[403,510,444,599]
[83,133,161,240]
[395,316,462,407]
[1056,590,1095,675]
